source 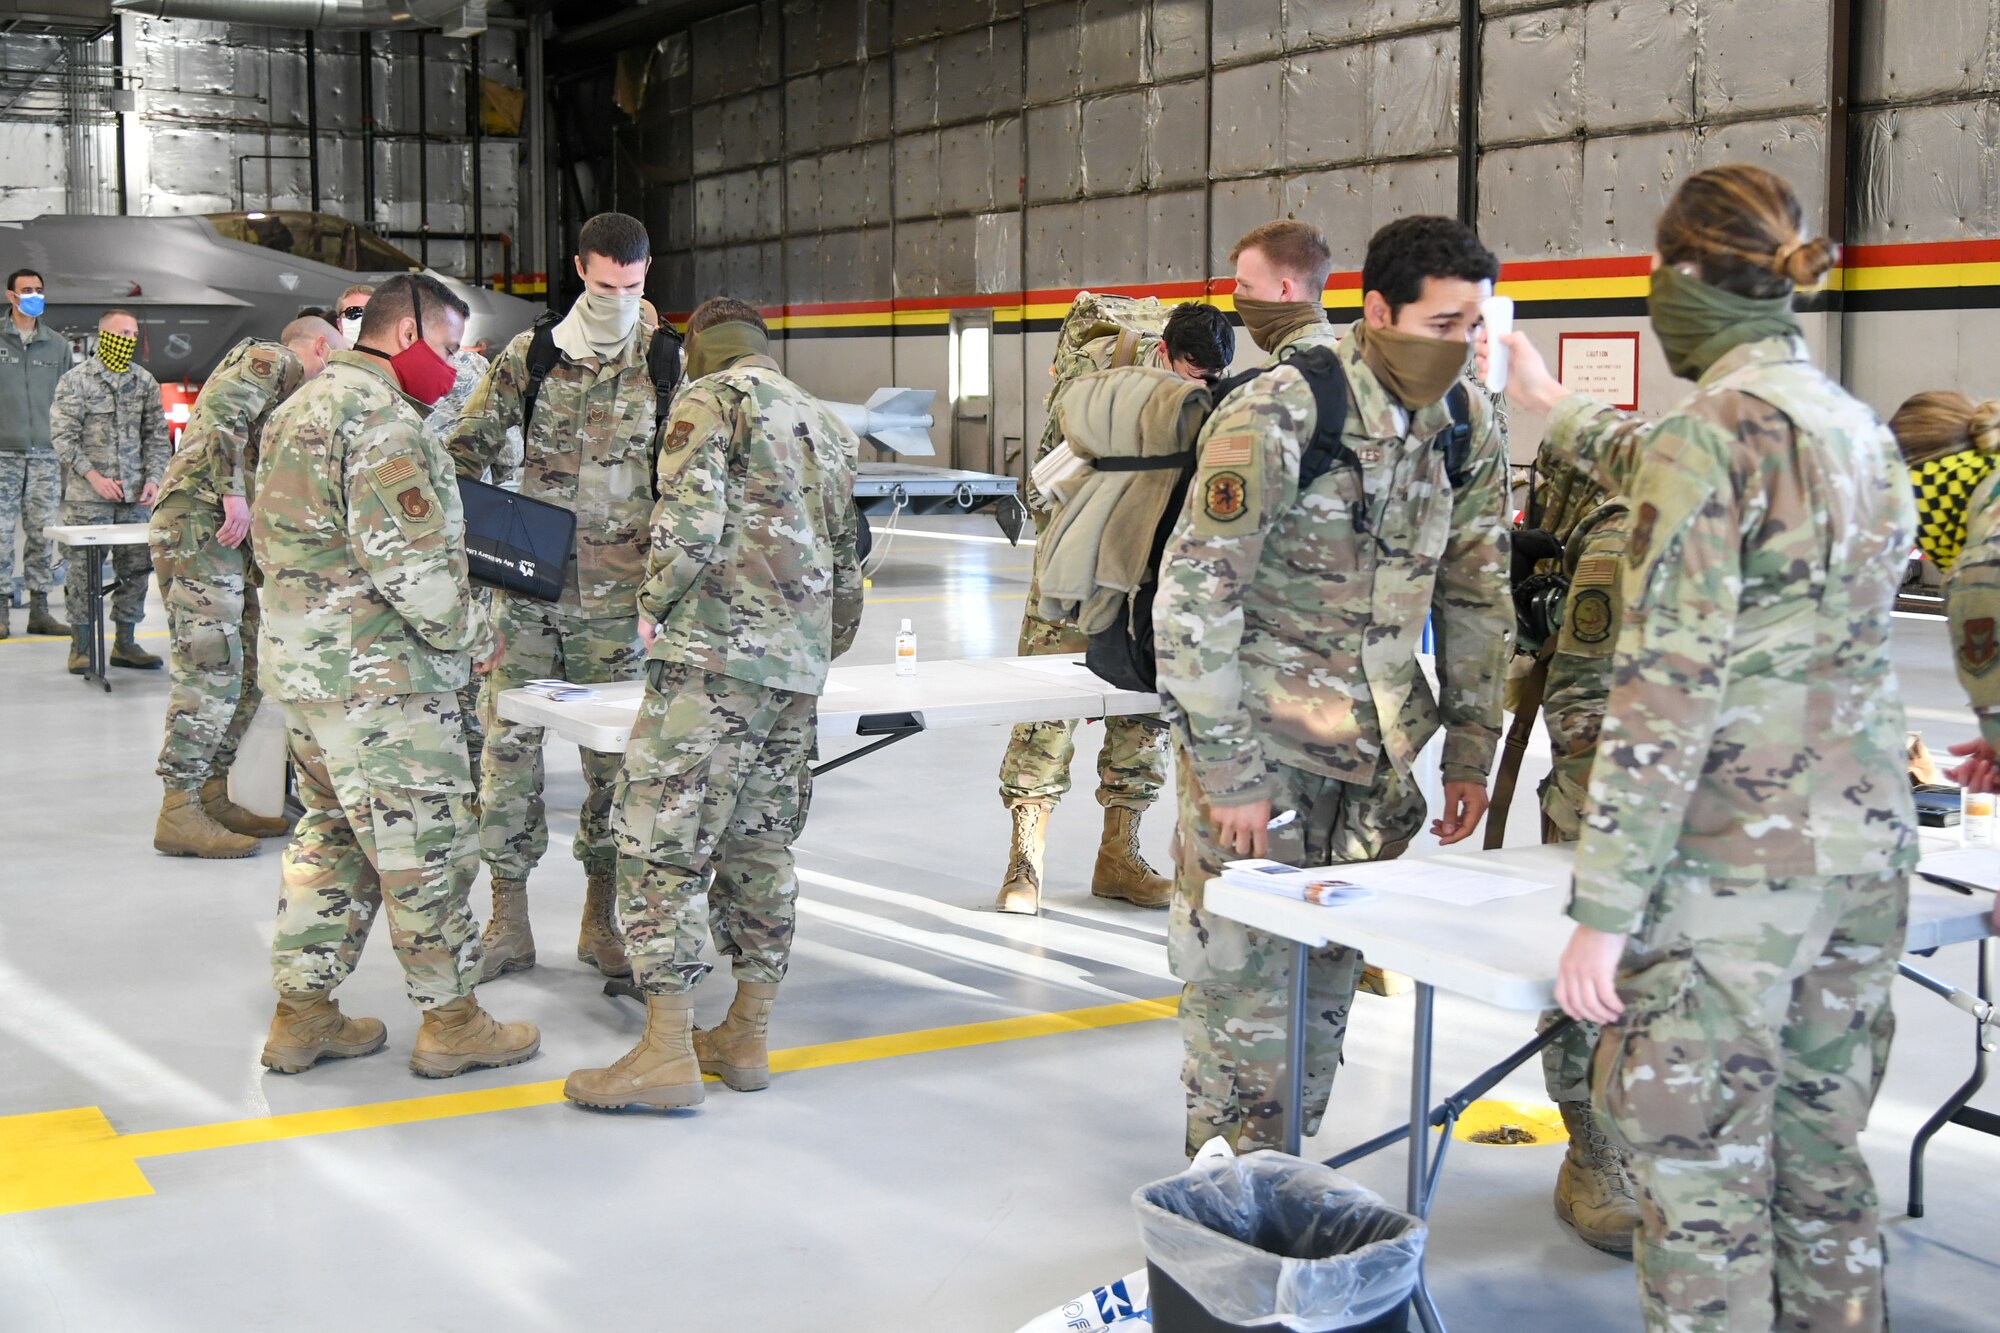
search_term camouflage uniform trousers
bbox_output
[476,591,643,881]
[60,498,151,629]
[270,690,483,1008]
[0,453,61,596]
[457,586,494,791]
[997,571,1167,810]
[611,661,814,997]
[1168,738,1425,1155]
[150,500,261,789]
[1540,809,1602,1103]
[1597,868,1907,1333]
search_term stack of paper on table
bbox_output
[1224,857,1550,908]
[523,680,597,701]
[1223,860,1374,906]
[1916,846,2000,894]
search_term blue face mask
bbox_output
[16,292,44,318]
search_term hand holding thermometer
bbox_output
[1481,294,1515,394]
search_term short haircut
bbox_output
[1230,221,1334,293]
[1362,216,1500,316]
[357,273,468,342]
[337,283,376,306]
[578,212,652,267]
[281,314,338,347]
[1163,302,1235,373]
[99,308,137,330]
[687,296,767,337]
[7,268,41,292]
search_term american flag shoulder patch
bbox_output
[1573,554,1619,588]
[1202,434,1254,467]
[372,455,418,489]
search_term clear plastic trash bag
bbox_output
[1133,1150,1426,1332]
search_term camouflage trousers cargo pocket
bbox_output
[1592,950,1779,1161]
[150,507,245,672]
[353,695,478,875]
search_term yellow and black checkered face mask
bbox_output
[96,329,136,374]
[1911,449,1997,573]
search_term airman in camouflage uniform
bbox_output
[1507,452,1641,1254]
[251,273,536,1079]
[0,271,71,640]
[424,344,518,792]
[998,301,1235,915]
[1156,219,1511,1155]
[150,322,340,859]
[565,301,861,1112]
[1538,329,1916,1329]
[49,314,170,671]
[445,230,662,984]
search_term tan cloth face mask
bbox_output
[1233,295,1326,352]
[1348,321,1468,410]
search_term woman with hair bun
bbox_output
[1889,394,2000,812]
[1486,163,1917,1332]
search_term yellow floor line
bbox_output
[0,994,1175,1217]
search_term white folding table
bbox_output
[43,522,151,693]
[1204,841,1997,1333]
[495,655,1161,769]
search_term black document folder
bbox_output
[457,476,575,602]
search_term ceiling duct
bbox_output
[109,0,486,35]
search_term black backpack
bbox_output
[1084,348,1473,693]
[518,311,686,498]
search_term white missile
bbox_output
[825,387,937,457]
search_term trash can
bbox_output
[1134,1152,1426,1332]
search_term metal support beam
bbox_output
[466,33,482,286]
[1457,0,1481,226]
[357,29,375,228]
[416,29,429,267]
[1829,0,1856,388]
[524,10,548,295]
[303,28,320,212]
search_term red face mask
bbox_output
[365,281,459,405]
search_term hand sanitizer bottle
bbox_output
[895,619,917,676]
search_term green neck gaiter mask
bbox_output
[1348,321,1470,411]
[1648,264,1801,380]
[685,321,769,380]
[1234,296,1326,353]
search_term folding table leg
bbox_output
[86,545,110,693]
[1408,982,1445,1333]
[1283,938,1310,1157]
[1907,936,1996,1218]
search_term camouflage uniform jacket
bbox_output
[49,355,170,504]
[1538,500,1629,839]
[445,324,661,617]
[252,350,494,702]
[1549,335,1919,935]
[643,354,863,696]
[1944,466,2000,748]
[155,338,304,511]
[1154,322,1513,803]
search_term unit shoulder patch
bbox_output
[1628,501,1659,567]
[1204,470,1249,523]
[1961,616,1999,677]
[396,487,432,522]
[1569,588,1614,644]
[249,355,277,381]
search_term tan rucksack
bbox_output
[1034,292,1174,472]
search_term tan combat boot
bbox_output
[200,774,292,839]
[155,787,258,858]
[1359,965,1413,997]
[576,865,631,977]
[110,623,162,669]
[408,993,540,1078]
[1554,1098,1640,1257]
[1091,805,1172,908]
[26,591,68,636]
[478,878,536,979]
[996,800,1049,915]
[564,992,706,1109]
[260,990,388,1073]
[67,628,89,675]
[694,980,778,1091]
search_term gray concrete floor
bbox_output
[1,514,1995,1332]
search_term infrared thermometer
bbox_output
[1481,294,1515,395]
